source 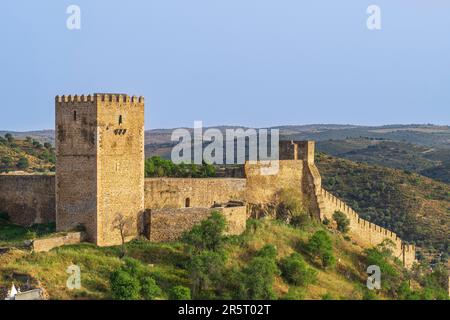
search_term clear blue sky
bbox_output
[1,0,449,131]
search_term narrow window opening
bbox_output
[119,115,123,125]
[73,111,77,121]
[185,198,191,208]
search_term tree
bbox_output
[279,253,317,286]
[333,211,350,233]
[241,246,280,300]
[4,133,13,143]
[16,157,29,170]
[112,213,134,258]
[110,258,162,300]
[188,250,226,298]
[306,230,336,268]
[141,277,162,300]
[169,286,191,300]
[181,211,227,252]
[110,270,141,300]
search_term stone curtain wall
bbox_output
[244,160,303,206]
[0,175,55,226]
[144,178,246,209]
[317,188,416,268]
[32,232,84,252]
[146,206,247,242]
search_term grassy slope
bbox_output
[0,137,55,173]
[0,220,374,300]
[316,153,450,256]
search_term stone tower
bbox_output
[55,94,145,246]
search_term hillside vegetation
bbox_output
[0,213,447,300]
[0,134,55,173]
[316,153,450,260]
[317,138,450,184]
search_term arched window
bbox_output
[119,115,123,125]
[185,198,191,208]
[73,111,77,121]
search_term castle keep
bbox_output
[55,94,145,246]
[0,93,416,267]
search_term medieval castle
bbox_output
[0,93,416,268]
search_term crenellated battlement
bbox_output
[317,187,416,268]
[55,94,145,104]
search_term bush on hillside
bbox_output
[109,257,162,300]
[110,270,141,300]
[181,211,227,252]
[306,230,336,268]
[241,246,280,300]
[169,286,191,300]
[333,211,350,233]
[279,253,317,286]
[188,250,226,299]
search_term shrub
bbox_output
[169,286,191,300]
[241,246,280,300]
[17,157,29,170]
[4,133,14,143]
[321,292,334,300]
[188,250,226,298]
[279,253,317,286]
[306,230,335,268]
[333,211,350,233]
[140,277,162,300]
[256,244,277,260]
[110,258,161,300]
[182,211,227,252]
[364,245,400,294]
[110,270,141,300]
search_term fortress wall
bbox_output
[146,206,246,242]
[144,178,246,209]
[244,160,303,205]
[0,175,55,226]
[318,188,416,268]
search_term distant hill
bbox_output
[316,138,450,184]
[316,153,450,257]
[0,134,55,173]
[4,123,450,149]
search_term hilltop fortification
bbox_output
[0,94,416,268]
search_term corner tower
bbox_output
[55,94,145,246]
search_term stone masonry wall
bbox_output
[144,178,246,209]
[31,232,84,252]
[317,188,416,268]
[0,174,55,226]
[146,206,247,242]
[244,160,303,206]
[96,94,145,247]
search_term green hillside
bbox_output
[0,214,447,300]
[316,153,450,260]
[0,133,55,173]
[317,138,450,184]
